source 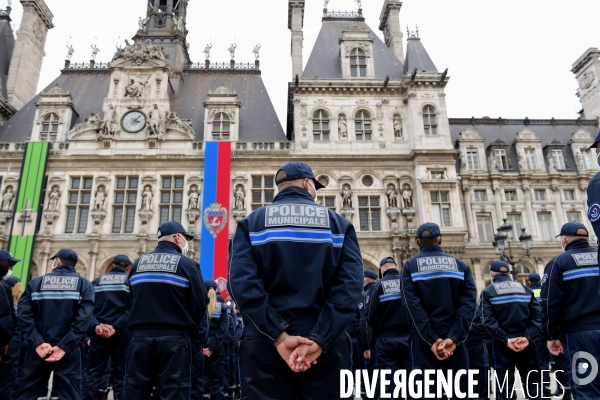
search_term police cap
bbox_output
[4,276,20,287]
[204,280,217,290]
[158,221,196,240]
[490,260,510,273]
[50,248,78,265]
[364,269,378,279]
[555,221,589,238]
[275,162,325,189]
[113,254,130,267]
[417,222,442,239]
[529,272,541,282]
[379,257,397,267]
[0,250,20,264]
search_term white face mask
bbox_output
[2,269,11,280]
[307,181,318,203]
[561,237,567,252]
[179,234,190,256]
[52,259,60,269]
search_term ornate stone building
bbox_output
[0,0,598,291]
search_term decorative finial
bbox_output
[407,25,419,39]
[252,43,261,61]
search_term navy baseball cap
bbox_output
[490,260,510,273]
[379,257,397,267]
[417,223,442,239]
[275,162,325,189]
[364,269,378,279]
[4,277,20,287]
[158,221,196,240]
[0,250,20,263]
[555,221,589,238]
[50,248,78,264]
[529,272,541,282]
[204,280,217,290]
[588,131,600,150]
[113,254,130,267]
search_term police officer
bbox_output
[401,223,477,398]
[123,221,208,400]
[202,281,229,400]
[232,306,244,399]
[85,254,132,400]
[0,250,18,361]
[229,162,363,399]
[222,300,235,399]
[465,299,489,400]
[14,248,94,400]
[480,260,542,399]
[529,273,542,301]
[367,256,410,399]
[541,221,600,399]
[360,269,378,400]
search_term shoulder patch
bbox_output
[41,276,79,291]
[358,302,363,310]
[264,203,330,228]
[381,279,401,295]
[99,274,127,285]
[365,295,370,304]
[416,257,458,273]
[541,274,548,285]
[136,253,180,273]
[571,252,598,267]
[588,203,600,223]
[492,281,526,295]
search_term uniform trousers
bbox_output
[564,330,600,400]
[466,339,489,400]
[491,339,540,400]
[374,335,411,399]
[190,335,205,399]
[84,329,128,400]
[202,344,225,400]
[0,344,20,399]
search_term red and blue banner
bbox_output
[200,142,231,283]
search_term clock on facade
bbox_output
[121,111,147,133]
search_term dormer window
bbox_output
[350,49,367,77]
[581,148,594,169]
[551,149,566,170]
[494,148,509,170]
[212,113,230,140]
[466,150,479,170]
[524,148,537,170]
[41,113,59,141]
[423,106,437,135]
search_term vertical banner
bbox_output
[8,142,50,283]
[200,141,231,283]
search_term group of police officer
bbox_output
[0,161,598,400]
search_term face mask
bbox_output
[52,259,60,269]
[179,234,190,256]
[2,269,11,280]
[561,237,567,252]
[307,181,318,203]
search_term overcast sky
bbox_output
[6,0,600,127]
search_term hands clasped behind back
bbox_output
[274,333,323,372]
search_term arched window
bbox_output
[350,49,367,77]
[41,113,59,141]
[212,113,230,140]
[312,110,329,141]
[423,106,437,135]
[355,111,372,141]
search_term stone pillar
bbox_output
[493,186,504,225]
[288,1,305,80]
[166,0,173,13]
[523,184,538,237]
[88,248,98,281]
[471,258,485,292]
[462,186,476,242]
[535,256,545,275]
[38,247,50,277]
[552,185,565,228]
[378,0,404,62]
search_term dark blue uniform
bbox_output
[360,281,376,372]
[401,245,477,399]
[367,268,410,398]
[0,278,15,353]
[480,273,542,399]
[541,239,600,399]
[123,241,208,400]
[229,186,363,399]
[85,266,131,400]
[0,278,18,399]
[466,299,489,400]
[14,265,94,400]
[202,299,229,400]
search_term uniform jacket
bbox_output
[89,267,131,333]
[541,239,600,340]
[359,281,376,352]
[229,186,363,351]
[466,299,486,345]
[587,171,600,244]
[233,314,244,344]
[128,241,208,336]
[18,265,94,353]
[206,301,229,351]
[0,281,15,347]
[530,283,542,302]
[480,273,541,344]
[401,245,477,346]
[225,305,235,345]
[367,268,410,337]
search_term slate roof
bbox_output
[403,37,437,74]
[450,118,599,173]
[0,16,15,100]
[302,21,404,80]
[0,69,285,142]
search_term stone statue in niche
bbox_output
[1,186,15,211]
[94,186,106,210]
[147,105,165,139]
[338,116,347,138]
[393,116,402,138]
[341,186,353,209]
[401,185,413,209]
[386,185,398,208]
[576,153,585,171]
[142,186,153,211]
[460,153,467,170]
[125,72,151,98]
[546,152,556,172]
[234,186,246,211]
[47,186,60,211]
[188,187,199,210]
[518,153,527,171]
[488,153,497,171]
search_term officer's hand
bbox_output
[514,337,529,351]
[45,346,66,362]
[1,344,8,356]
[363,350,371,359]
[103,324,116,338]
[291,341,323,372]
[507,339,522,352]
[547,339,564,356]
[431,339,445,360]
[275,335,315,372]
[203,348,212,357]
[437,338,456,360]
[36,343,53,359]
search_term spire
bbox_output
[379,0,403,62]
[288,0,305,80]
[403,27,437,75]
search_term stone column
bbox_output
[552,185,565,228]
[87,240,99,281]
[523,184,538,237]
[288,1,305,80]
[471,258,485,292]
[39,247,50,277]
[462,186,476,242]
[493,186,504,225]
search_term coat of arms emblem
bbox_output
[203,203,228,238]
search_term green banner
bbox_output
[8,142,49,283]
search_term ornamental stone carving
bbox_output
[207,107,235,122]
[344,42,370,57]
[188,186,199,210]
[141,186,153,211]
[386,185,398,208]
[401,185,413,209]
[112,38,167,65]
[125,72,152,98]
[166,112,194,135]
[341,185,353,209]
[1,186,14,212]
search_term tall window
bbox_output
[524,148,537,170]
[350,48,367,77]
[537,212,554,241]
[566,211,581,222]
[159,176,184,225]
[563,189,575,201]
[212,113,230,140]
[476,214,494,243]
[354,111,372,141]
[112,177,138,234]
[534,189,546,201]
[494,149,509,170]
[423,106,437,135]
[430,171,445,180]
[431,191,451,227]
[505,190,517,201]
[66,177,92,233]
[320,196,336,212]
[474,190,487,201]
[251,175,274,211]
[514,265,532,286]
[551,149,566,170]
[312,111,330,141]
[506,213,523,239]
[581,149,594,170]
[358,196,381,231]
[41,113,59,141]
[467,150,479,170]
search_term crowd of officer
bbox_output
[0,161,598,400]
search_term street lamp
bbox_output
[491,219,533,281]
